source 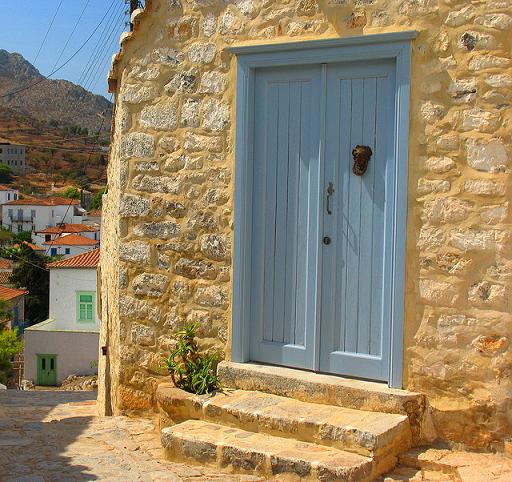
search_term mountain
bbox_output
[0,49,112,134]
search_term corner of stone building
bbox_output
[99,0,512,449]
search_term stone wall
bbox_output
[99,0,512,449]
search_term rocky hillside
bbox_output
[0,49,112,134]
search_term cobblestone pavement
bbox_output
[0,390,263,482]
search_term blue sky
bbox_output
[0,0,129,99]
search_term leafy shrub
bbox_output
[0,327,23,385]
[63,186,80,199]
[165,324,219,395]
[0,164,13,183]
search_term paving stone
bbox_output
[0,390,257,481]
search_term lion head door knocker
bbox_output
[352,145,372,176]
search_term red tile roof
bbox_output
[0,272,12,285]
[36,223,99,235]
[87,210,102,217]
[4,197,80,206]
[0,285,28,301]
[13,241,45,251]
[43,234,99,246]
[0,185,18,192]
[0,259,12,270]
[47,248,100,269]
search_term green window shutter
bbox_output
[77,292,95,322]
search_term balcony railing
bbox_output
[9,216,34,222]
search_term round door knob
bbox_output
[323,236,331,245]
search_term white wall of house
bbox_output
[24,328,99,384]
[1,203,86,245]
[0,189,19,205]
[46,244,98,258]
[49,267,99,330]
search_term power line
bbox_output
[0,5,115,100]
[83,10,125,92]
[77,0,119,87]
[50,0,92,73]
[33,0,64,65]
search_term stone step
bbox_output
[217,361,425,442]
[161,419,375,481]
[157,384,412,461]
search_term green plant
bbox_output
[63,187,80,199]
[0,327,23,385]
[165,324,220,395]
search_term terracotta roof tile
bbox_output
[43,234,99,246]
[36,223,99,235]
[4,197,80,206]
[0,185,18,192]
[47,248,100,269]
[0,259,12,270]
[0,285,28,301]
[0,272,12,285]
[13,241,45,251]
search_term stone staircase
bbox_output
[157,362,426,481]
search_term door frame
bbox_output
[230,31,416,389]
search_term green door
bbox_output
[37,355,57,386]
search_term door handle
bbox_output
[326,182,335,215]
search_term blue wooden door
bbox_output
[248,60,397,382]
[319,60,396,381]
[249,65,322,370]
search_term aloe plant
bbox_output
[165,323,219,395]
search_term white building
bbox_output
[24,248,100,386]
[0,142,26,174]
[1,197,87,245]
[0,185,19,204]
[43,233,99,258]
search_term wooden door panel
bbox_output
[320,60,396,381]
[249,65,322,369]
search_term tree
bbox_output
[63,187,81,199]
[13,231,32,244]
[0,327,23,385]
[9,246,50,326]
[90,188,106,210]
[0,164,13,184]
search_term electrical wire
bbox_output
[77,0,119,87]
[83,10,125,91]
[33,0,64,65]
[0,5,115,100]
[50,0,92,73]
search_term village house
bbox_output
[0,185,20,221]
[24,248,100,386]
[0,285,28,331]
[97,1,511,480]
[0,141,27,174]
[36,223,101,243]
[42,233,100,258]
[1,197,87,245]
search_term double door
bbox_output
[248,59,398,382]
[37,354,57,386]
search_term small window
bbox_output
[65,248,70,255]
[14,194,17,200]
[17,225,22,233]
[7,194,10,201]
[77,292,95,322]
[31,210,36,219]
[42,358,46,370]
[45,235,51,242]
[50,358,54,370]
